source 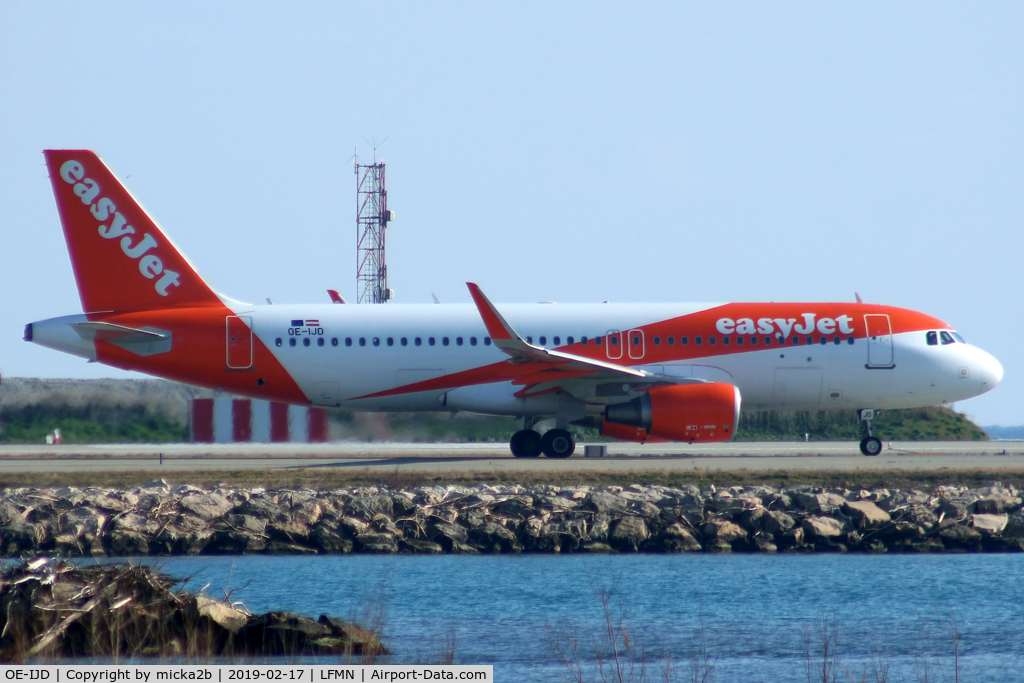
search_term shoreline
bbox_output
[0,480,1021,556]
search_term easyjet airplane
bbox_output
[26,151,1004,457]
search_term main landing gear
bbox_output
[510,425,576,458]
[858,408,882,456]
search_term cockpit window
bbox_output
[926,331,938,346]
[940,331,955,345]
[951,332,966,344]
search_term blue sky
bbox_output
[2,3,1022,425]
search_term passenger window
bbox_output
[709,336,716,345]
[567,336,574,345]
[722,336,729,346]
[387,337,394,346]
[331,338,338,347]
[791,337,799,345]
[610,336,619,346]
[764,337,771,345]
[345,337,352,347]
[373,337,380,347]
[359,338,366,347]
[456,337,463,346]
[401,337,408,346]
[317,338,324,347]
[303,338,310,347]
[847,337,855,345]
[695,336,702,346]
[275,338,282,347]
[819,337,826,345]
[289,338,296,347]
[429,337,435,346]
[442,337,450,346]
[750,337,757,346]
[833,337,841,345]
[484,337,491,346]
[653,336,661,346]
[806,337,813,345]
[926,331,938,346]
[415,337,422,346]
[470,337,477,346]
[940,331,955,345]
[553,336,561,345]
[581,336,588,346]
[595,336,603,346]
[631,334,640,345]
[736,337,743,346]
[539,336,547,346]
[681,336,689,345]
[667,336,674,346]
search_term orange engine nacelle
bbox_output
[602,383,741,443]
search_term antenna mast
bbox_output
[355,153,394,303]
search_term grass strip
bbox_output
[0,467,1021,491]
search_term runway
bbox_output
[0,441,1021,473]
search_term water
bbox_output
[123,554,1023,681]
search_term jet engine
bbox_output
[602,383,741,443]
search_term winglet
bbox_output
[467,283,518,343]
[327,289,347,304]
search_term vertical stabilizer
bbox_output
[43,150,223,314]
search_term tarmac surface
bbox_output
[0,441,1021,473]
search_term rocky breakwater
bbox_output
[0,480,1023,555]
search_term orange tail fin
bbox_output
[43,150,223,314]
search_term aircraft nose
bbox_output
[976,348,1004,392]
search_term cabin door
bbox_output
[226,316,253,369]
[864,314,894,368]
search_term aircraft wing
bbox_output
[467,283,703,389]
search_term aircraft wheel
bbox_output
[510,429,542,458]
[542,429,576,458]
[859,436,882,456]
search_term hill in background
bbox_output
[0,377,992,444]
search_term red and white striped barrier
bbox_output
[190,398,329,443]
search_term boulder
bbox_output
[468,522,519,552]
[207,530,267,553]
[195,595,249,633]
[938,524,983,549]
[609,516,650,551]
[661,523,702,552]
[355,533,399,553]
[802,516,845,539]
[108,529,151,555]
[400,539,443,553]
[309,523,354,553]
[971,513,1008,535]
[703,519,747,543]
[1004,510,1024,538]
[795,493,846,514]
[762,510,796,535]
[842,501,890,529]
[589,492,630,515]
[179,493,233,521]
[428,522,469,549]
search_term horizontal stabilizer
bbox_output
[70,321,171,357]
[71,321,168,341]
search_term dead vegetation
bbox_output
[0,558,386,662]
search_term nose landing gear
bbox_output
[858,409,882,456]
